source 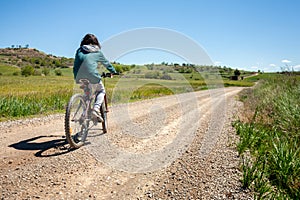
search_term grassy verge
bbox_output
[0,75,74,121]
[234,74,300,199]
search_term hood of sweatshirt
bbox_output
[81,45,100,53]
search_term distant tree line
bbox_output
[10,44,29,49]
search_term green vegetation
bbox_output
[105,78,195,104]
[21,65,35,76]
[0,47,255,121]
[0,75,73,120]
[234,74,300,199]
[0,64,21,76]
[0,48,77,120]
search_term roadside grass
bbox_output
[0,75,74,120]
[234,74,300,199]
[1,65,254,120]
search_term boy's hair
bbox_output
[80,33,101,48]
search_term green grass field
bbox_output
[0,65,254,121]
[0,64,20,75]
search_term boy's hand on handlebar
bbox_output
[110,72,119,78]
[108,72,119,78]
[101,72,119,78]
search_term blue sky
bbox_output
[0,0,299,72]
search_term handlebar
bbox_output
[101,72,119,78]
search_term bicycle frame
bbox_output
[79,73,110,124]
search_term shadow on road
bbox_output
[9,135,72,157]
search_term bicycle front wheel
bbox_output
[65,94,88,148]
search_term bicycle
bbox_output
[64,72,113,148]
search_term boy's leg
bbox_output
[94,81,105,109]
[94,91,105,110]
[92,81,105,122]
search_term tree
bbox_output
[234,69,241,76]
[114,64,124,73]
[54,60,62,68]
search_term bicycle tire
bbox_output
[65,94,88,148]
[100,102,108,133]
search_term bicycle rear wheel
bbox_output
[100,102,108,133]
[65,94,88,148]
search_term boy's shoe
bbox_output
[91,109,103,122]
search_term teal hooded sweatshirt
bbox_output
[73,45,116,84]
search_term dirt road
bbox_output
[0,87,252,199]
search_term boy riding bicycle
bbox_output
[73,33,117,122]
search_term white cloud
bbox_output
[293,65,300,71]
[281,59,291,63]
[269,64,276,67]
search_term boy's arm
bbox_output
[98,51,117,74]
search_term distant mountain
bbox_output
[0,48,74,68]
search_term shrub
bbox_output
[33,70,42,76]
[54,69,63,76]
[145,71,161,79]
[21,65,34,77]
[42,67,50,76]
[12,71,20,76]
[160,74,172,80]
[114,64,124,73]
